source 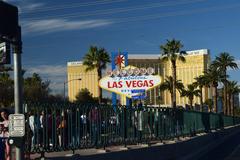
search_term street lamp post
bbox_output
[64,78,82,101]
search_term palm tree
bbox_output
[160,39,186,108]
[227,81,240,116]
[24,73,50,101]
[204,65,221,113]
[159,76,184,107]
[0,66,12,72]
[193,75,208,110]
[181,84,201,110]
[0,72,14,107]
[212,52,238,114]
[83,46,110,103]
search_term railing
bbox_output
[23,102,240,156]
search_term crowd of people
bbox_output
[0,110,10,160]
[0,104,164,158]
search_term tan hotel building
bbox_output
[67,49,211,107]
[67,61,98,102]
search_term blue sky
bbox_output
[4,0,240,95]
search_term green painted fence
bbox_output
[23,102,240,156]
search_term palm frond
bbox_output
[83,46,110,73]
[178,55,186,63]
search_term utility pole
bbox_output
[64,78,82,101]
[0,1,24,160]
[13,37,24,160]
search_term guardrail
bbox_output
[23,102,240,157]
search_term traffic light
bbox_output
[0,1,18,39]
[0,42,10,65]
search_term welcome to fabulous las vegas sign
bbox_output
[99,66,161,98]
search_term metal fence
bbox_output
[24,102,240,155]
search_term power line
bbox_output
[21,23,240,49]
[22,0,206,20]
[21,2,240,27]
[20,0,127,14]
[112,3,240,24]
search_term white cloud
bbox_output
[26,65,66,77]
[3,0,20,2]
[226,60,240,71]
[2,0,45,15]
[21,18,112,35]
[20,2,45,13]
[235,60,240,67]
[25,65,66,95]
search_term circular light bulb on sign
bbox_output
[127,69,133,76]
[133,68,140,75]
[147,67,155,75]
[112,69,120,77]
[140,68,147,75]
[120,69,127,77]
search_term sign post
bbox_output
[0,1,23,160]
[111,51,129,106]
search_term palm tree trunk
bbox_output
[200,87,203,111]
[230,94,234,116]
[98,69,102,104]
[190,98,193,110]
[224,84,228,115]
[224,70,227,115]
[213,85,218,113]
[171,92,174,108]
[227,93,231,115]
[232,95,235,117]
[171,61,177,108]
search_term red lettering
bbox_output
[108,82,112,88]
[124,80,154,88]
[132,80,137,87]
[137,80,143,87]
[113,82,118,88]
[149,80,154,87]
[126,81,132,88]
[118,81,123,88]
[108,81,121,88]
[143,80,148,87]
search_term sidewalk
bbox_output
[30,139,188,159]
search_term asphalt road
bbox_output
[41,126,240,160]
[197,130,240,160]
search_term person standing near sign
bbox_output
[0,110,10,160]
[89,106,100,147]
